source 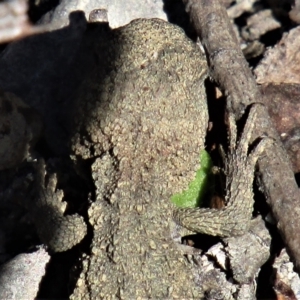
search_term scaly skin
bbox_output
[70,18,208,299]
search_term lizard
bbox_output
[66,17,270,299]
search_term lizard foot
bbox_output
[32,159,87,252]
[173,103,273,237]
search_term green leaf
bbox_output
[171,150,214,208]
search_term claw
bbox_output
[236,103,263,157]
[227,110,237,152]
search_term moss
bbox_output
[171,150,214,208]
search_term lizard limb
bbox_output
[32,159,87,252]
[173,103,273,237]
